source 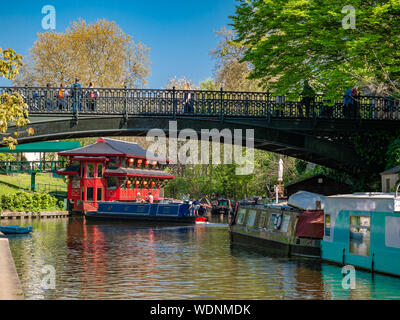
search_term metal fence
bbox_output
[0,161,66,174]
[17,182,67,198]
[1,86,400,120]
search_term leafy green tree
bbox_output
[211,28,261,92]
[0,48,33,149]
[231,0,400,98]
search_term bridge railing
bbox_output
[1,87,399,120]
[0,160,66,174]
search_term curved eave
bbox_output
[56,171,79,176]
[104,172,174,180]
[59,152,170,163]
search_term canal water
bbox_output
[4,217,400,300]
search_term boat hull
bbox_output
[230,229,320,258]
[85,202,196,224]
[0,226,33,235]
[85,211,196,224]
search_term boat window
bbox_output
[349,215,371,257]
[87,187,94,201]
[325,214,331,237]
[87,163,95,178]
[247,210,257,228]
[258,212,267,229]
[236,208,246,225]
[106,177,118,190]
[268,214,277,230]
[97,164,103,178]
[281,214,291,233]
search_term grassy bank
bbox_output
[0,173,67,197]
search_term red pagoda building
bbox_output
[56,138,174,213]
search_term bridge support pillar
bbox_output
[31,173,36,192]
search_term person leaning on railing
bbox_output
[300,81,315,118]
[67,78,83,113]
[85,82,100,112]
[56,84,66,111]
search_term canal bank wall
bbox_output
[0,232,24,300]
[0,211,69,220]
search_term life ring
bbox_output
[274,214,283,230]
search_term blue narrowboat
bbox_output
[85,202,196,224]
[322,193,400,277]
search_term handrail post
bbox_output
[173,86,177,120]
[220,87,224,122]
[123,87,128,124]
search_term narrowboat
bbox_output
[229,197,324,258]
[321,193,400,277]
[85,201,196,224]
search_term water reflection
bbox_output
[4,217,400,300]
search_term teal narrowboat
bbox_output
[322,193,400,277]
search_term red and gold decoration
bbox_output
[57,137,174,213]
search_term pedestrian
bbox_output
[85,82,99,112]
[343,88,353,118]
[148,192,154,204]
[70,78,83,113]
[351,88,359,118]
[191,199,201,216]
[300,80,315,117]
[56,83,66,110]
[183,82,194,113]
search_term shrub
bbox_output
[0,192,62,212]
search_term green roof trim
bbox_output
[0,141,82,153]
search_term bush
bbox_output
[0,192,61,212]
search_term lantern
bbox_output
[144,160,150,166]
[128,158,134,165]
[134,180,139,186]
[149,181,155,189]
[152,161,157,167]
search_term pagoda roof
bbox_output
[59,138,168,162]
[56,165,80,176]
[104,167,174,179]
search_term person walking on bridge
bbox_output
[56,83,66,110]
[183,82,194,113]
[299,80,315,117]
[69,78,83,113]
[85,82,100,112]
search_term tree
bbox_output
[0,48,32,149]
[210,28,261,92]
[165,76,195,90]
[231,0,400,98]
[14,19,150,88]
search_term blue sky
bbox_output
[0,0,237,88]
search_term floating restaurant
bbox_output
[56,138,174,214]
